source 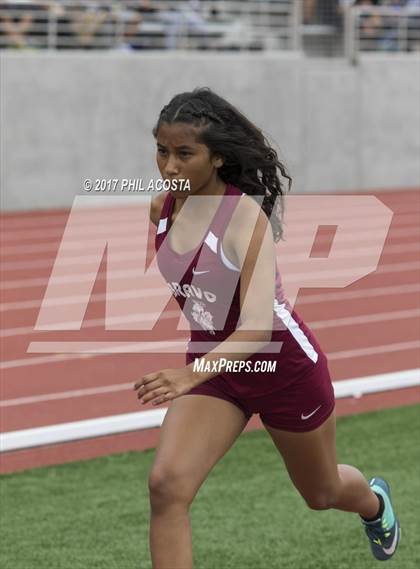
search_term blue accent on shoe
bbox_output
[362,477,401,561]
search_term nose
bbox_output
[164,155,180,177]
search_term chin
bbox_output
[171,189,190,199]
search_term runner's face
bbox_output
[155,122,223,198]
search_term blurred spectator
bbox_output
[160,0,209,49]
[405,0,420,50]
[338,0,402,51]
[378,0,410,51]
[0,1,33,48]
[0,0,48,48]
[54,2,114,49]
[117,0,159,50]
[302,0,341,25]
[341,0,418,51]
[69,2,113,49]
[338,0,380,12]
[303,0,317,24]
[54,1,78,49]
[354,0,384,50]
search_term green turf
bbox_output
[1,404,419,569]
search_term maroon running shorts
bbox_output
[184,351,335,432]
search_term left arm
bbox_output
[134,197,276,405]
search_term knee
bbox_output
[148,466,194,514]
[304,487,338,511]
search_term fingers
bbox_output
[140,386,170,406]
[135,378,160,399]
[151,393,173,406]
[133,371,161,391]
[133,370,177,406]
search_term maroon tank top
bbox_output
[155,183,322,378]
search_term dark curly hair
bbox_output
[153,87,292,242]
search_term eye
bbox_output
[179,151,192,159]
[157,148,167,156]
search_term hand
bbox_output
[133,367,197,406]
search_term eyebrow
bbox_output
[156,143,195,150]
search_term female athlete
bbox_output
[134,88,400,568]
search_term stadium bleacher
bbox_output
[0,1,418,56]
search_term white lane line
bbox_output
[1,211,418,254]
[2,249,151,272]
[0,209,150,237]
[328,340,420,360]
[0,353,100,370]
[1,237,419,273]
[0,286,167,312]
[1,258,419,293]
[0,266,161,290]
[1,225,419,272]
[1,195,418,234]
[1,307,419,339]
[297,283,420,305]
[0,383,135,407]
[0,233,155,257]
[0,220,148,244]
[1,339,191,369]
[1,339,419,371]
[1,359,419,408]
[1,369,419,452]
[2,282,418,314]
[309,308,420,330]
[0,202,152,226]
[0,309,181,338]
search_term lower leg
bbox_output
[332,464,380,519]
[263,414,381,520]
[150,504,193,569]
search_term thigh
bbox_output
[257,352,335,433]
[150,394,249,500]
[263,410,339,502]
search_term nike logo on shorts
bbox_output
[301,405,322,420]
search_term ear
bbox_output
[212,155,224,169]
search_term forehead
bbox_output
[156,122,205,148]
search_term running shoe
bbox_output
[362,477,401,561]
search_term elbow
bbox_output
[239,318,273,346]
[249,332,272,357]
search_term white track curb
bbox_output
[1,369,419,453]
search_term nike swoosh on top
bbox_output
[301,405,322,420]
[192,268,210,275]
[382,522,400,556]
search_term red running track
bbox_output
[0,189,419,473]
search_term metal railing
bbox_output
[345,5,420,62]
[0,0,300,51]
[3,2,418,57]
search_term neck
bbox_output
[173,178,227,215]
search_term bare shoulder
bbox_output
[224,193,271,265]
[227,193,270,241]
[150,192,168,227]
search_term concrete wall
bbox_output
[1,51,419,211]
